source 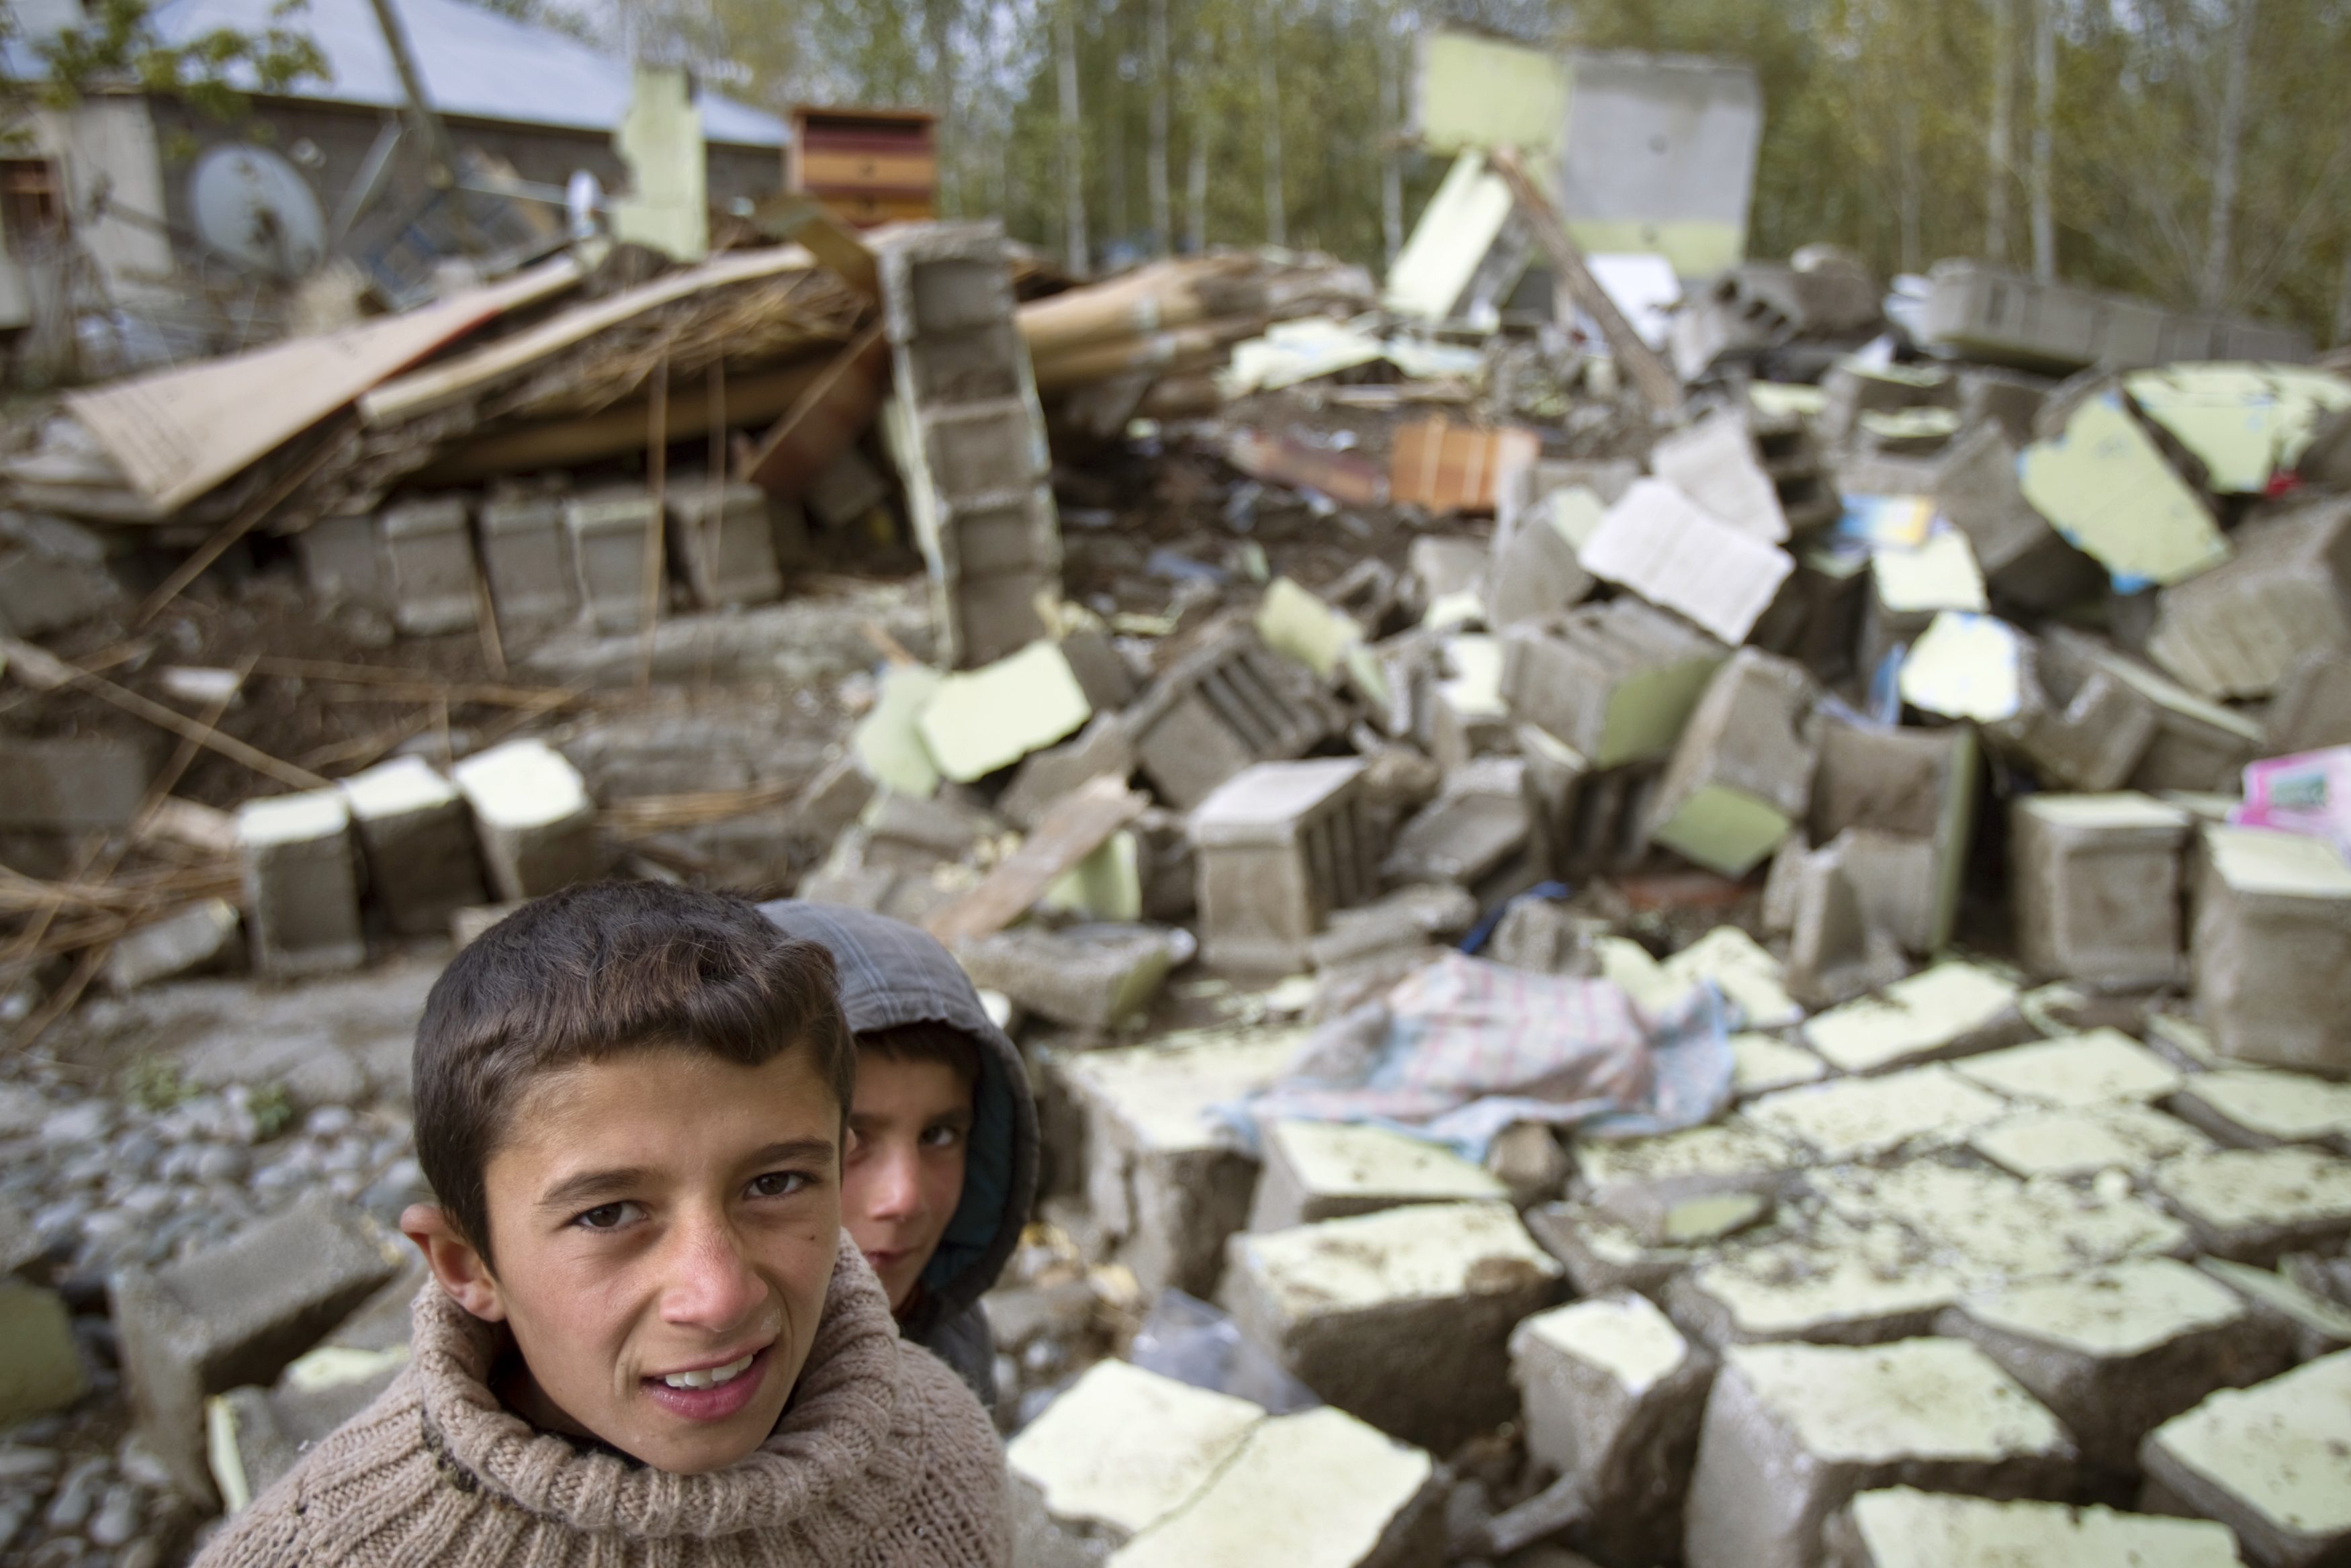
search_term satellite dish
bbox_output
[189,145,326,281]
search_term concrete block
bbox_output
[1814,1159,2188,1285]
[1808,714,1976,953]
[1746,1064,2012,1161]
[1783,833,1918,1008]
[1651,408,1788,541]
[112,1193,402,1502]
[1485,486,1597,630]
[1130,627,1349,810]
[2154,1147,2351,1263]
[956,925,1182,1031]
[2173,1068,2351,1153]
[1933,422,2102,612]
[997,713,1135,831]
[1191,758,1378,972]
[294,510,390,610]
[1969,1102,2213,1179]
[450,738,601,901]
[1057,1026,1303,1298]
[1006,1359,1264,1561]
[1222,1201,1564,1452]
[1644,648,1818,876]
[667,477,785,608]
[1999,651,2163,793]
[1525,1199,1702,1299]
[1732,1033,1829,1099]
[1511,1293,1715,1565]
[236,790,365,978]
[1681,1338,2076,1568]
[564,488,664,634]
[2139,1349,2351,1568]
[1939,1256,2292,1472]
[2199,1257,2351,1363]
[1424,633,1514,774]
[0,731,155,830]
[2146,500,2351,701]
[1574,1117,1808,1203]
[2039,629,2264,794]
[339,756,484,937]
[2265,652,2351,757]
[103,897,241,990]
[1105,1405,1442,1568]
[2013,793,2193,986]
[475,493,576,636]
[1951,1027,2184,1106]
[1668,1219,1968,1348]
[805,444,890,530]
[1501,598,1726,769]
[0,1281,85,1428]
[1248,1120,1507,1232]
[1824,1487,2244,1568]
[916,640,1092,783]
[945,560,1057,669]
[378,496,478,637]
[0,511,119,637]
[1381,756,1532,890]
[2192,825,2351,1075]
[1801,961,2025,1075]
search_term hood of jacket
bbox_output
[758,899,1038,1336]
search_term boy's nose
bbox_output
[864,1146,926,1224]
[659,1215,767,1333]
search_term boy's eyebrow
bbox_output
[536,1139,838,1213]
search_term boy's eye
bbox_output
[574,1201,643,1231]
[920,1124,964,1150]
[748,1170,811,1199]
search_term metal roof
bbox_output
[138,0,789,148]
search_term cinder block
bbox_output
[1681,1338,2076,1568]
[450,738,601,901]
[1248,1120,1506,1233]
[294,511,390,610]
[476,493,576,635]
[339,757,485,937]
[2013,792,2192,986]
[1501,599,1726,770]
[112,1193,402,1503]
[1808,717,1977,952]
[1650,408,1787,541]
[0,1281,86,1428]
[1800,961,2024,1076]
[1933,422,2101,612]
[2172,1067,2351,1153]
[944,560,1056,669]
[236,790,365,978]
[1938,1256,2293,1472]
[378,496,478,637]
[564,488,664,634]
[1130,627,1349,811]
[1484,486,1597,630]
[2139,1350,2351,1568]
[2041,629,2262,794]
[667,477,784,608]
[1381,755,1533,892]
[2146,498,2351,701]
[104,898,241,990]
[1997,649,2162,793]
[1221,1201,1564,1452]
[1511,1293,1715,1564]
[998,713,1136,831]
[905,318,1026,404]
[2154,1147,2351,1264]
[2192,825,2351,1075]
[1190,758,1378,972]
[0,731,155,830]
[1824,1488,2244,1568]
[1644,648,1818,877]
[955,925,1181,1031]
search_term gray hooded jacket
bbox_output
[758,901,1038,1410]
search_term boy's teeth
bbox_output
[660,1352,754,1391]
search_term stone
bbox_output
[2174,1068,2351,1153]
[103,898,240,991]
[475,493,576,637]
[1501,598,1726,769]
[1222,1201,1564,1452]
[955,925,1185,1031]
[2145,501,2351,701]
[915,640,1092,783]
[1681,1338,2076,1568]
[235,790,365,978]
[666,477,785,608]
[0,732,155,831]
[0,1282,85,1427]
[1968,1103,2213,1179]
[450,739,601,901]
[1951,1027,2184,1106]
[2192,825,2351,1076]
[564,487,664,634]
[1248,1120,1507,1232]
[1644,649,1819,877]
[2139,1349,2351,1568]
[1487,1121,1573,1208]
[1190,759,1378,973]
[1746,1064,2012,1162]
[1800,962,2025,1076]
[112,1193,402,1502]
[1104,1404,1441,1568]
[2154,1147,2351,1263]
[1381,757,1533,890]
[378,496,478,637]
[2012,792,2192,987]
[1006,1359,1264,1561]
[1055,1026,1304,1298]
[1933,422,2103,613]
[1511,1293,1714,1564]
[339,757,486,937]
[1824,1487,2244,1568]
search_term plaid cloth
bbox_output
[1235,952,1734,1159]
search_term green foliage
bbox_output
[20,0,327,122]
[246,1081,296,1140]
[123,1054,191,1113]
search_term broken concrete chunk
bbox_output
[1645,649,1819,877]
[1256,577,1364,680]
[1802,962,2024,1076]
[851,663,946,799]
[1006,1358,1263,1559]
[339,756,486,937]
[2140,1349,2351,1568]
[1129,626,1349,809]
[1746,1064,2011,1162]
[1669,1219,1967,1348]
[1502,598,1725,768]
[1814,1161,2188,1286]
[1105,1404,1441,1568]
[1484,488,1597,631]
[450,738,601,901]
[1808,717,1977,954]
[1190,758,1377,973]
[1222,1201,1563,1452]
[1732,1033,1829,1098]
[1969,1103,2214,1180]
[666,478,784,610]
[956,924,1184,1031]
[2173,1068,2351,1153]
[2013,792,2192,987]
[2264,651,2351,757]
[103,898,241,992]
[1524,1200,1699,1297]
[1511,1293,1714,1565]
[2145,500,2351,700]
[1826,1487,2244,1568]
[1574,1118,1808,1199]
[1681,1338,2076,1568]
[2192,825,2351,1077]
[1933,422,2104,613]
[2198,1257,2351,1362]
[1650,409,1789,542]
[2154,1146,2351,1263]
[916,640,1092,782]
[2045,631,2262,794]
[1941,1256,2290,1471]
[1248,1120,1506,1232]
[1664,927,1804,1031]
[1783,834,1918,1008]
[1579,478,1796,645]
[235,790,365,980]
[2019,391,2229,589]
[1951,1027,2184,1107]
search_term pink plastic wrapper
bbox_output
[2230,745,2351,856]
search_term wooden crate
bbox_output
[787,106,937,227]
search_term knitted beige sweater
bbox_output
[194,1235,1010,1567]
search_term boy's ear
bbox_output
[402,1203,508,1323]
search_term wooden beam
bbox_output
[925,776,1148,948]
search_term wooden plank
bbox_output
[742,324,891,494]
[925,775,1148,948]
[1388,418,1539,513]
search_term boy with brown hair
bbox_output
[196,881,1009,1567]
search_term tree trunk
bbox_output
[1255,3,1286,247]
[2336,246,2351,350]
[1380,19,1403,264]
[1057,0,1088,273]
[2029,0,2056,281]
[924,0,956,214]
[2199,0,2256,312]
[1987,0,2014,263]
[1147,0,1171,257]
[1186,68,1208,254]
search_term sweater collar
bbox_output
[407,1230,907,1538]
